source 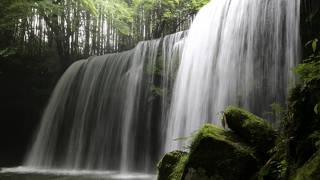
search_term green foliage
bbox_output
[157,150,188,180]
[312,39,318,53]
[295,38,320,84]
[80,0,98,15]
[0,0,209,59]
[96,0,133,35]
[260,133,290,179]
[305,38,319,54]
[146,57,164,76]
[270,103,286,119]
[150,85,164,97]
[169,155,189,180]
[0,48,17,58]
[277,160,288,178]
[293,150,320,180]
[0,0,32,32]
[277,61,320,178]
[295,58,320,83]
[263,103,287,127]
[309,131,320,150]
[34,0,63,14]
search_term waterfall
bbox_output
[24,0,301,174]
[165,0,300,152]
[25,32,185,173]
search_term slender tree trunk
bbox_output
[84,11,91,56]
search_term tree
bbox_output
[0,0,209,66]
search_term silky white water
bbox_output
[23,0,301,175]
[25,32,184,173]
[165,0,300,151]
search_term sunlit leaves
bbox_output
[295,59,320,83]
[312,39,318,53]
[34,0,63,16]
[0,0,210,57]
[8,1,34,16]
[159,0,209,21]
[94,0,133,35]
[80,0,98,16]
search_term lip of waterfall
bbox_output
[23,31,187,174]
[0,166,156,179]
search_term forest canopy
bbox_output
[0,0,209,68]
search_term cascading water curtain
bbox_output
[165,0,300,152]
[24,32,185,173]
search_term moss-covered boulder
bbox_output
[157,150,188,180]
[182,124,258,180]
[224,106,277,159]
[292,150,320,180]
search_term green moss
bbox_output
[224,106,277,160]
[293,150,320,180]
[157,150,188,180]
[190,124,254,155]
[183,124,258,180]
[169,154,189,180]
[255,154,288,180]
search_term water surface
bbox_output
[0,167,156,180]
